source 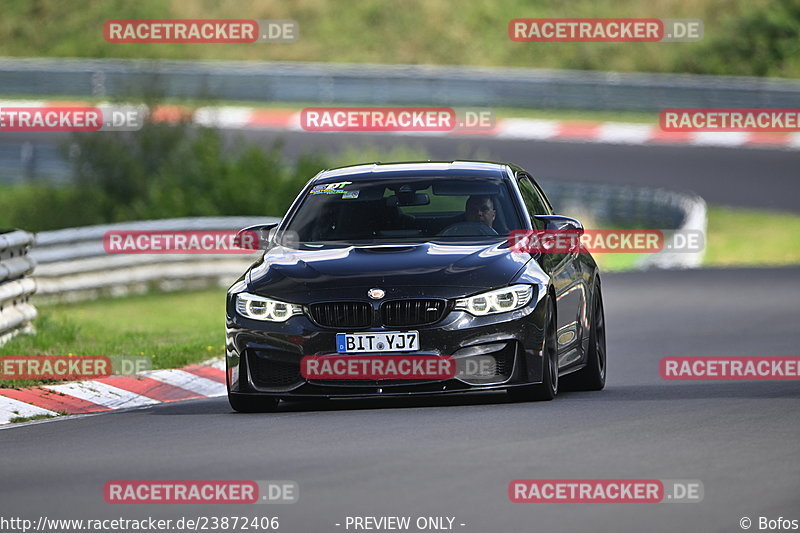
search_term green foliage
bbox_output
[0,289,228,388]
[67,120,329,222]
[0,117,334,231]
[0,185,104,231]
[0,0,797,77]
[678,0,800,77]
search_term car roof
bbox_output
[313,161,514,183]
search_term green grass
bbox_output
[0,289,227,388]
[492,107,656,124]
[703,206,800,266]
[8,413,60,424]
[589,205,800,269]
[562,205,800,271]
[594,252,647,272]
[0,0,797,78]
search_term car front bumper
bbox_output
[225,297,548,399]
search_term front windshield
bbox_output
[284,176,522,244]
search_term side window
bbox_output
[518,175,550,228]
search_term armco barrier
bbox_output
[31,217,276,302]
[541,180,706,269]
[1,58,799,112]
[0,230,37,345]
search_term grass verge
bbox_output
[0,289,227,388]
[703,206,800,267]
[580,205,800,271]
[9,413,61,424]
[1,0,798,77]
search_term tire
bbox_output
[228,393,280,413]
[508,297,558,402]
[562,280,607,391]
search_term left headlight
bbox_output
[235,292,304,322]
[454,284,534,316]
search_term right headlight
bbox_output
[235,292,303,322]
[454,284,534,316]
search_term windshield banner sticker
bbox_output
[309,182,353,195]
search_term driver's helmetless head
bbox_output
[465,195,496,226]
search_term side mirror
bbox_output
[236,223,279,251]
[530,215,584,255]
[534,215,584,234]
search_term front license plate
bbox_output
[336,331,419,353]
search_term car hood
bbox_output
[247,241,530,300]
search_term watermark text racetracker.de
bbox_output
[509,18,703,42]
[1,355,150,380]
[509,229,704,254]
[300,107,495,132]
[509,479,704,503]
[661,357,800,380]
[104,480,297,504]
[660,109,800,132]
[300,355,498,380]
[103,230,260,254]
[104,19,298,43]
[0,105,145,132]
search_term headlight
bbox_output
[235,292,303,322]
[454,284,533,316]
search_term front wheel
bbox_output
[508,297,558,402]
[562,280,606,391]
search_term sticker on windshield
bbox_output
[342,190,360,199]
[309,181,353,195]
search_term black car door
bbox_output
[517,174,586,368]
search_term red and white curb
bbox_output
[195,107,800,150]
[3,100,799,150]
[0,358,226,425]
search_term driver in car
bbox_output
[465,195,497,229]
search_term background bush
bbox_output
[1,122,324,231]
[0,115,429,232]
[1,0,798,78]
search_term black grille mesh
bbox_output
[309,302,372,328]
[382,299,447,327]
[250,357,302,387]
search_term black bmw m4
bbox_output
[226,161,606,412]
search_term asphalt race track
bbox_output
[1,134,799,532]
[3,267,799,531]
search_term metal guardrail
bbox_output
[543,180,707,269]
[1,58,799,111]
[0,230,37,345]
[2,58,797,184]
[31,217,277,302]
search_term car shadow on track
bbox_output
[144,390,577,416]
[566,382,800,401]
[142,381,799,418]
